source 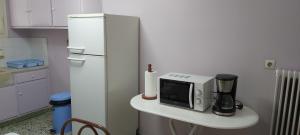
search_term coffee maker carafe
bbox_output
[213,74,239,116]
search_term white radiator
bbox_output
[270,70,300,135]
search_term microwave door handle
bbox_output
[189,83,194,108]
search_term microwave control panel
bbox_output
[194,80,214,112]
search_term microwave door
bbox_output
[160,79,193,109]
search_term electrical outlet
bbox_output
[265,59,276,70]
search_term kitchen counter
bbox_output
[4,65,48,74]
[0,66,48,88]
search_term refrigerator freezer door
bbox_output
[68,16,105,55]
[69,54,106,134]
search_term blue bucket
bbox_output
[49,91,72,134]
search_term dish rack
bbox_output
[7,59,44,69]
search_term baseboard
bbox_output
[0,107,51,128]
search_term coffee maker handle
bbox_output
[189,83,193,108]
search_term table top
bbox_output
[130,94,259,130]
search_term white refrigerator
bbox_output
[67,13,139,135]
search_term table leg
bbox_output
[168,119,198,135]
[168,119,177,135]
[188,125,198,135]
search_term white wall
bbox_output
[27,30,70,94]
[102,0,300,135]
[0,38,48,66]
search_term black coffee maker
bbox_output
[213,74,241,116]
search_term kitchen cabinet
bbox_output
[30,0,52,26]
[9,0,52,27]
[14,68,48,84]
[15,69,49,115]
[0,86,18,122]
[16,78,49,114]
[0,68,50,122]
[51,0,81,26]
[0,0,7,36]
[9,0,101,28]
[9,0,30,27]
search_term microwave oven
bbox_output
[158,73,214,112]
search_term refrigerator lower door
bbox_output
[69,54,106,134]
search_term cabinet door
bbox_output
[16,79,49,114]
[51,0,81,26]
[8,0,30,27]
[29,0,52,26]
[80,0,102,13]
[0,86,18,121]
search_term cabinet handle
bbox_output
[17,92,23,96]
[26,9,32,13]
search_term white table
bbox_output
[130,94,259,135]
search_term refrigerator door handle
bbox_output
[67,57,86,62]
[67,46,85,51]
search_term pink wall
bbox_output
[102,0,300,135]
[6,0,300,134]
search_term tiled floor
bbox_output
[0,111,52,135]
